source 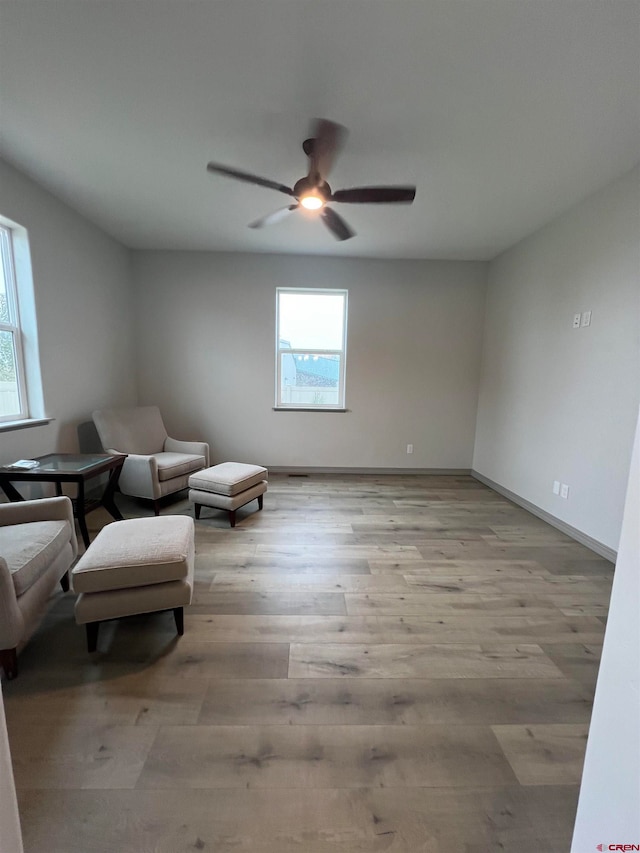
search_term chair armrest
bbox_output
[0,558,25,649]
[0,496,74,528]
[0,497,78,562]
[164,437,210,467]
[116,453,160,500]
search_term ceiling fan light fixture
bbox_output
[300,194,324,210]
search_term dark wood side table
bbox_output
[0,453,126,548]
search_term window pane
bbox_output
[0,330,21,418]
[279,292,344,350]
[279,352,341,406]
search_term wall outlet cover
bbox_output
[573,313,581,328]
[560,483,569,499]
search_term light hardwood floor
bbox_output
[3,474,614,852]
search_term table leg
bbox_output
[75,480,91,549]
[101,464,124,521]
[0,479,25,502]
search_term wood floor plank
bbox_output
[16,785,580,853]
[344,592,561,616]
[209,572,411,593]
[403,574,611,595]
[199,555,373,574]
[136,723,518,789]
[184,613,605,645]
[256,543,425,560]
[3,673,207,727]
[288,643,565,679]
[198,678,592,726]
[368,558,551,576]
[492,723,589,785]
[9,723,157,789]
[189,590,347,615]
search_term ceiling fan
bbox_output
[206,119,416,241]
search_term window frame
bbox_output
[275,287,348,411]
[0,223,29,423]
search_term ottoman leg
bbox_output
[258,494,264,511]
[86,622,99,653]
[228,510,236,528]
[194,504,201,520]
[173,607,184,635]
[0,648,18,680]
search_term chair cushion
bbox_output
[71,516,194,594]
[154,452,206,482]
[188,462,268,496]
[0,520,73,596]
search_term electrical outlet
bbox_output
[560,483,569,499]
[581,310,591,327]
[553,480,560,495]
[406,444,413,454]
[573,313,581,329]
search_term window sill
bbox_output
[273,407,348,413]
[0,417,54,433]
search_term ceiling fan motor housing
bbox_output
[293,176,331,200]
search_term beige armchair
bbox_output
[1,496,78,680]
[92,406,209,515]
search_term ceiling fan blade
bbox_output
[331,186,416,204]
[320,206,355,241]
[307,118,347,184]
[249,204,299,229]
[206,162,294,197]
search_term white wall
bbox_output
[0,159,137,464]
[473,167,640,552]
[571,406,640,850]
[131,251,487,469]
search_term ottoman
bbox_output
[72,515,195,652]
[188,462,268,527]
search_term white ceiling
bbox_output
[0,0,638,260]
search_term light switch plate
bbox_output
[581,310,591,327]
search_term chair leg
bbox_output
[173,607,184,636]
[153,500,161,516]
[86,622,99,653]
[0,648,18,680]
[228,510,236,528]
[60,571,70,592]
[258,494,264,511]
[194,503,201,520]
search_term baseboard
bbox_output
[268,466,472,476]
[471,470,617,563]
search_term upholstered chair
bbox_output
[92,406,209,515]
[0,496,78,680]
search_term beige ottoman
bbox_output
[72,515,195,652]
[188,462,268,527]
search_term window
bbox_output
[0,224,28,422]
[276,288,348,410]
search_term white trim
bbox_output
[267,466,472,475]
[471,469,616,562]
[0,224,28,422]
